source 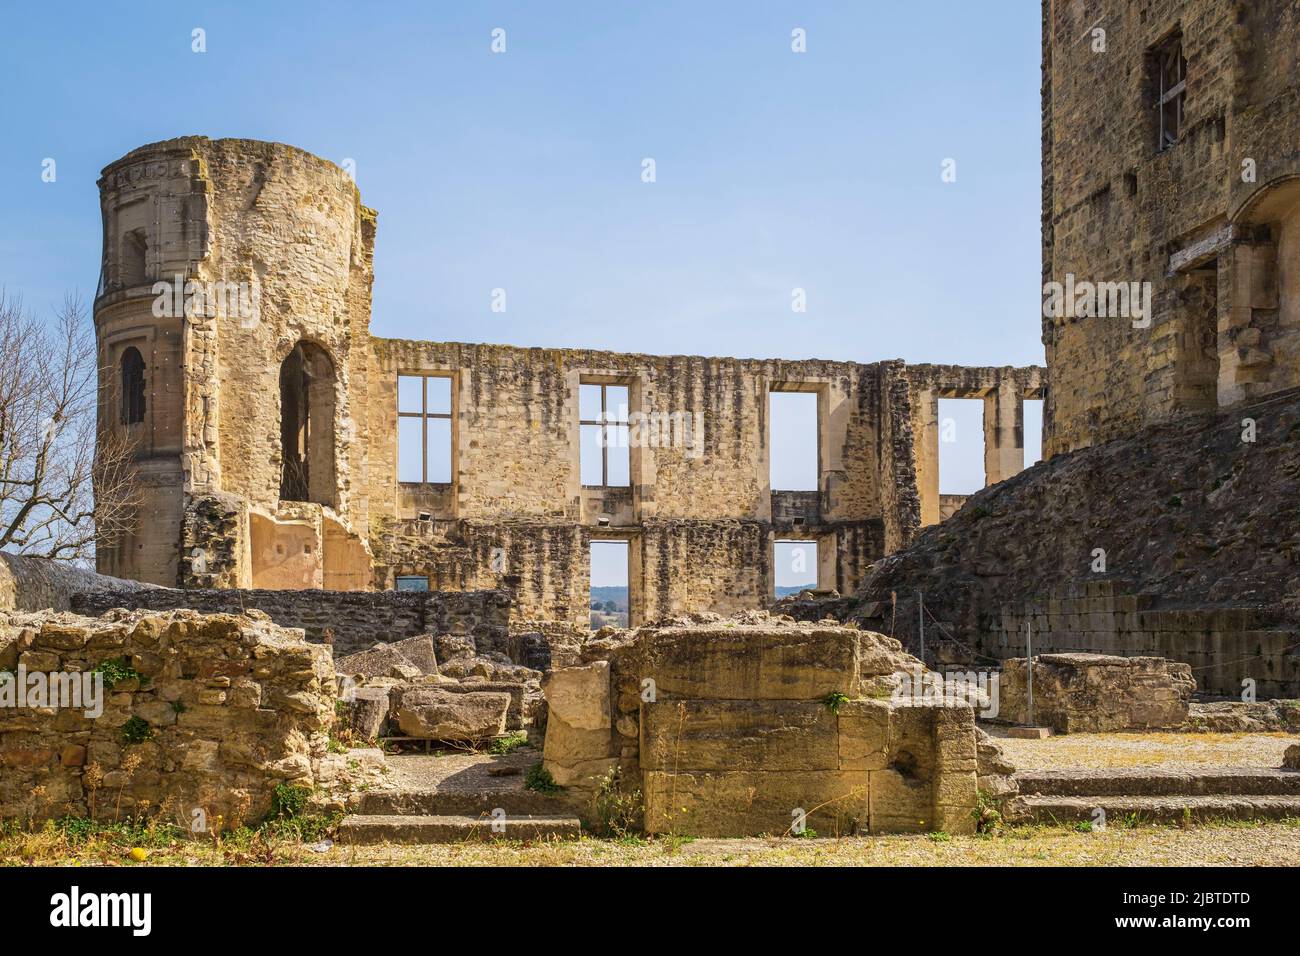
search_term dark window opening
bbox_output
[1152,33,1186,151]
[580,383,630,487]
[398,374,453,483]
[279,341,337,505]
[120,347,146,425]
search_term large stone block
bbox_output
[837,698,890,770]
[542,660,610,731]
[391,686,510,741]
[640,699,839,772]
[639,626,859,700]
[1000,653,1194,733]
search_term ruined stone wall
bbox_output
[541,615,981,837]
[0,554,153,613]
[1043,0,1300,456]
[91,136,1041,617]
[0,609,335,829]
[70,585,510,659]
[852,386,1300,698]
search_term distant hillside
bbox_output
[776,584,817,597]
[590,586,628,611]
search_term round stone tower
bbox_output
[93,137,376,587]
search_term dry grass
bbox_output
[4,819,1300,867]
[990,729,1298,770]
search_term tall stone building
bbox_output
[93,137,1041,626]
[1042,0,1300,455]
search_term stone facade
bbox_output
[91,136,1040,627]
[0,608,336,829]
[1042,0,1300,455]
[999,653,1196,733]
[542,613,984,837]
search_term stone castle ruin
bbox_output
[2,0,1298,841]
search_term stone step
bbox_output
[353,787,570,817]
[1013,767,1300,797]
[1005,794,1300,826]
[336,813,582,845]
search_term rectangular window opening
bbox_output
[1152,32,1186,151]
[938,397,986,495]
[398,374,453,483]
[579,383,630,487]
[769,390,818,491]
[1022,399,1044,467]
[774,539,818,598]
[589,540,629,631]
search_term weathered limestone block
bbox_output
[543,661,610,731]
[643,769,870,837]
[837,699,890,771]
[1000,653,1195,733]
[390,686,509,741]
[639,625,860,700]
[335,634,438,680]
[541,660,617,788]
[436,678,535,731]
[1285,744,1300,770]
[341,686,391,739]
[640,699,839,772]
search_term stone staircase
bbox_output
[336,749,583,845]
[1005,767,1300,825]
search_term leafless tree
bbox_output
[0,291,139,562]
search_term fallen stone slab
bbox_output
[391,686,510,742]
[340,686,391,739]
[336,636,438,680]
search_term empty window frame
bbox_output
[1153,32,1186,151]
[769,390,818,491]
[579,383,630,487]
[773,539,818,596]
[1022,398,1044,466]
[589,539,629,630]
[120,346,146,425]
[398,374,452,484]
[395,575,430,592]
[937,398,985,495]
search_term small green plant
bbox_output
[972,790,1003,834]
[489,731,529,755]
[791,826,819,839]
[928,830,952,842]
[94,657,144,691]
[120,716,153,745]
[589,766,643,838]
[170,700,187,714]
[1167,494,1183,508]
[270,784,312,820]
[822,691,850,715]
[524,762,561,794]
[1073,820,1093,833]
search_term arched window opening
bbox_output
[120,347,146,425]
[279,342,337,506]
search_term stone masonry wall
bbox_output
[542,614,981,837]
[0,609,335,829]
[1043,0,1300,456]
[70,586,511,659]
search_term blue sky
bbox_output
[1,1,1044,588]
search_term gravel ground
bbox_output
[304,824,1300,867]
[987,729,1299,770]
